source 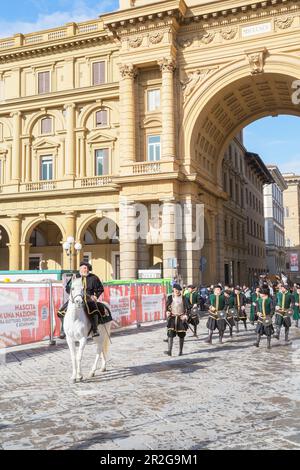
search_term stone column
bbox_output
[119,64,137,165]
[162,199,178,280]
[64,103,76,178]
[8,216,21,270]
[119,199,137,280]
[79,133,86,178]
[10,111,22,183]
[158,58,176,160]
[24,141,32,182]
[215,201,225,284]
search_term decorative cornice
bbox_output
[0,34,113,64]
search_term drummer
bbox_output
[274,284,294,343]
[224,288,235,338]
[253,287,274,349]
[205,285,227,344]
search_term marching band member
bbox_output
[253,287,274,349]
[250,286,261,325]
[233,286,247,332]
[293,284,300,328]
[274,284,294,343]
[166,284,189,356]
[184,284,200,337]
[205,285,227,344]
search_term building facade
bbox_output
[283,173,300,282]
[0,0,300,283]
[263,166,287,276]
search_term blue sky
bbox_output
[0,0,119,38]
[244,115,300,175]
[1,1,299,175]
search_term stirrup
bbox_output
[92,331,100,337]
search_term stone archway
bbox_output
[78,217,120,281]
[0,225,9,270]
[181,61,300,282]
[25,221,63,270]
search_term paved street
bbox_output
[1,314,300,450]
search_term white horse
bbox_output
[63,275,112,383]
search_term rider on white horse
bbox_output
[58,262,112,337]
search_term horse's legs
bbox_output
[76,337,87,381]
[66,336,77,382]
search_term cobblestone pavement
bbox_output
[1,313,300,450]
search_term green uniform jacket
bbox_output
[293,292,300,320]
[256,297,274,317]
[184,291,200,308]
[209,294,226,311]
[250,293,260,321]
[276,292,294,310]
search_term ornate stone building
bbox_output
[264,165,287,276]
[0,0,300,283]
[283,173,300,282]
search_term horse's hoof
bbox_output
[76,376,84,382]
[88,372,95,379]
[71,378,76,384]
[100,367,106,373]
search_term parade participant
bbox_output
[224,288,235,337]
[274,284,294,343]
[205,285,227,344]
[166,284,189,356]
[233,286,247,332]
[250,287,261,325]
[58,262,111,337]
[185,285,200,337]
[253,287,274,349]
[293,284,300,328]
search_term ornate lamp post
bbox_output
[63,236,82,271]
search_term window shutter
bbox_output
[93,62,105,85]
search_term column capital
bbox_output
[10,111,22,118]
[158,57,176,73]
[63,103,76,111]
[65,211,76,217]
[119,63,137,80]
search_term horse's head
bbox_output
[70,276,84,308]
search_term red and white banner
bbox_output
[290,253,299,272]
[0,283,63,348]
[0,281,167,348]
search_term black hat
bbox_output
[173,283,182,291]
[235,285,241,291]
[188,284,196,289]
[214,285,222,290]
[261,287,270,296]
[80,261,92,271]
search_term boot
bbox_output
[236,322,239,333]
[167,336,173,356]
[295,320,299,328]
[243,320,247,331]
[267,336,271,350]
[204,330,213,344]
[179,337,184,356]
[219,332,224,344]
[253,334,261,347]
[285,328,291,344]
[193,326,197,337]
[229,327,233,338]
[59,317,66,339]
[90,314,99,337]
[274,326,281,340]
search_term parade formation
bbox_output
[165,274,300,357]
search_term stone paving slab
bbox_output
[1,315,300,450]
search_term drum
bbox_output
[286,308,294,316]
[229,308,238,319]
[218,310,227,320]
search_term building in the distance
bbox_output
[263,166,287,276]
[283,173,300,282]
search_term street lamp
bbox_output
[63,236,82,271]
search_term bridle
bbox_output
[69,279,84,305]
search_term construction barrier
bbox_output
[0,280,168,348]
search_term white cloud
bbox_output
[0,0,117,39]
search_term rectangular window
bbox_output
[41,117,52,134]
[92,62,105,86]
[96,110,108,127]
[29,255,42,270]
[95,148,109,175]
[147,89,160,112]
[147,135,161,162]
[38,71,50,94]
[40,155,53,181]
